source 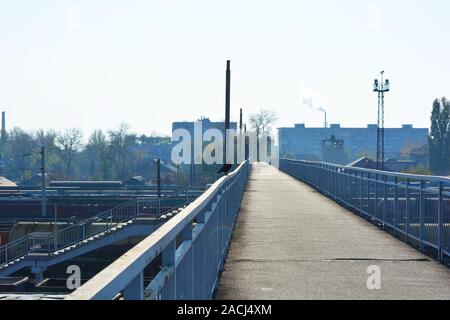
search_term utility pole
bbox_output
[224,60,231,165]
[373,71,390,171]
[1,111,6,144]
[156,158,161,198]
[41,146,47,217]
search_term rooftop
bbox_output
[279,124,428,130]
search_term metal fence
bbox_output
[0,182,210,269]
[280,159,450,263]
[66,161,250,300]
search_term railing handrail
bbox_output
[279,158,450,265]
[281,158,450,183]
[66,161,248,300]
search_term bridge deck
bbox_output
[215,163,450,300]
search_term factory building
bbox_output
[172,117,238,183]
[278,123,429,164]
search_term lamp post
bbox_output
[41,147,46,217]
[15,148,46,217]
[373,71,390,171]
[154,158,161,198]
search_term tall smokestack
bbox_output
[224,60,231,164]
[225,61,231,130]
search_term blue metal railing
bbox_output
[66,161,250,300]
[280,159,450,262]
[0,181,210,269]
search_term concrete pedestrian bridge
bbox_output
[64,160,450,300]
[216,163,450,299]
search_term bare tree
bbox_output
[56,128,83,178]
[248,109,278,161]
[36,129,60,174]
[108,123,137,180]
[4,127,35,181]
[248,109,278,137]
[85,130,110,180]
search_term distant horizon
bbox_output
[0,111,431,139]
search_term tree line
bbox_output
[0,124,171,183]
[1,101,447,182]
[429,97,450,175]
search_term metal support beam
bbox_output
[163,239,176,300]
[123,271,144,300]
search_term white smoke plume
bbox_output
[302,95,326,114]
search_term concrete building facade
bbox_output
[172,117,238,183]
[278,124,429,163]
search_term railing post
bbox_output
[180,223,193,300]
[136,200,140,216]
[343,169,346,202]
[343,169,346,203]
[54,228,58,252]
[374,173,378,220]
[348,170,352,204]
[48,234,51,255]
[31,233,35,251]
[349,170,352,203]
[106,212,110,233]
[438,182,443,261]
[335,167,338,198]
[351,171,355,206]
[366,173,370,217]
[393,176,398,236]
[383,174,387,228]
[5,243,8,264]
[359,171,363,211]
[316,164,319,190]
[122,271,144,300]
[162,239,176,299]
[419,180,425,252]
[406,178,411,243]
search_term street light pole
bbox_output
[156,158,161,198]
[41,146,47,217]
[373,71,390,171]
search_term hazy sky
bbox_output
[1,0,449,137]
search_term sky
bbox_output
[1,0,449,138]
